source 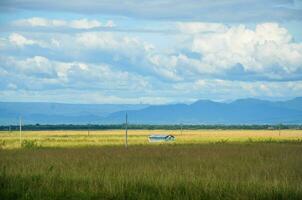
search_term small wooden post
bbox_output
[19,117,22,147]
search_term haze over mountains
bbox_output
[0,103,148,125]
[1,97,302,125]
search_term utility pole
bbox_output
[180,123,183,135]
[19,117,22,147]
[125,112,128,148]
[87,124,90,136]
[279,123,281,136]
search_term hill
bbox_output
[103,98,302,124]
[1,97,302,125]
[0,102,147,125]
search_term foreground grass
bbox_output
[0,143,302,199]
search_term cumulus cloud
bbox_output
[161,22,302,81]
[0,56,149,92]
[1,17,302,103]
[9,33,37,47]
[6,33,60,49]
[13,17,115,29]
[74,32,155,68]
[75,32,153,52]
[4,22,302,83]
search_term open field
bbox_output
[1,130,302,199]
[1,143,302,199]
[1,129,302,149]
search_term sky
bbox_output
[0,0,302,104]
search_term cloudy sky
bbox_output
[0,0,302,104]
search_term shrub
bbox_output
[0,140,5,149]
[21,140,40,149]
[214,139,229,144]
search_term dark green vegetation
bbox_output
[1,143,302,199]
[1,124,301,131]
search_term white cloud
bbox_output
[190,23,302,73]
[7,33,60,49]
[147,54,184,81]
[21,17,48,26]
[9,33,36,47]
[172,79,302,101]
[177,22,227,34]
[75,32,154,58]
[4,56,56,78]
[0,56,150,91]
[76,32,119,49]
[13,17,66,27]
[2,20,302,103]
[4,22,302,83]
[70,19,101,29]
[169,22,302,80]
[51,39,60,47]
[13,17,115,29]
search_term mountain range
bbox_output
[0,102,148,125]
[1,97,302,125]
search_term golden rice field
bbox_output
[0,129,302,149]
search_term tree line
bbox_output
[0,124,301,131]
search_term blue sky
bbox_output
[0,0,302,104]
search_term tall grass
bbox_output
[1,143,302,199]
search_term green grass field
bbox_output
[0,130,302,199]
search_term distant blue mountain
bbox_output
[0,98,302,125]
[103,98,302,124]
[273,97,302,111]
[0,102,148,125]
